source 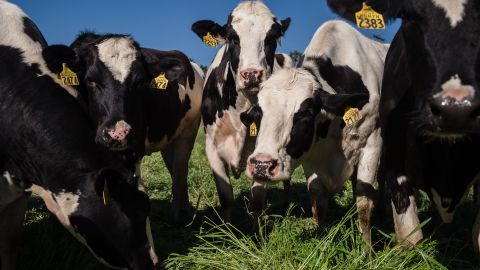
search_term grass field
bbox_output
[18,129,480,269]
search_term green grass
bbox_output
[17,129,480,269]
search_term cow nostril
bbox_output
[268,160,278,175]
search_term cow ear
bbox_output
[280,17,291,35]
[315,90,369,116]
[191,20,226,44]
[42,44,79,74]
[327,0,401,23]
[144,57,185,86]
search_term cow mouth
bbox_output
[101,136,129,151]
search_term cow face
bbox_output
[42,34,148,151]
[241,69,368,183]
[192,1,290,93]
[328,0,480,137]
[32,168,154,270]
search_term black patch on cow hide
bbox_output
[307,56,370,96]
[286,97,319,159]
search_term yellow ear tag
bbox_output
[58,63,80,86]
[355,2,385,30]
[249,122,258,137]
[151,73,169,90]
[203,32,218,48]
[102,179,110,206]
[343,107,362,127]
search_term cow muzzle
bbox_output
[247,154,282,183]
[99,120,132,150]
[428,88,480,133]
[239,68,264,90]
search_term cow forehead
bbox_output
[431,0,468,27]
[259,69,318,113]
[230,1,276,36]
[96,37,138,83]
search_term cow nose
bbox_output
[105,120,132,141]
[240,68,263,86]
[429,88,480,123]
[247,154,281,181]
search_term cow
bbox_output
[241,20,388,244]
[0,1,157,269]
[191,1,291,221]
[327,0,480,250]
[42,33,205,223]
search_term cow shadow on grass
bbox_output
[19,186,480,269]
[148,182,358,266]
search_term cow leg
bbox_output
[250,181,267,231]
[355,128,381,247]
[306,173,328,228]
[205,138,234,222]
[162,130,197,223]
[0,193,28,270]
[473,208,480,255]
[389,173,423,249]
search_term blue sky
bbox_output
[11,0,400,66]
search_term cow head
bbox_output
[192,1,290,93]
[328,0,480,138]
[241,68,369,183]
[42,33,148,151]
[31,167,155,269]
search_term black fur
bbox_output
[0,44,153,269]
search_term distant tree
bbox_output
[199,65,208,73]
[289,50,303,67]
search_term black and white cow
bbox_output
[241,20,388,244]
[42,33,205,222]
[0,1,156,269]
[191,1,290,221]
[328,0,480,250]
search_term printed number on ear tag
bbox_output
[102,179,110,206]
[203,32,218,48]
[355,2,385,29]
[343,107,361,127]
[151,73,169,90]
[249,122,258,137]
[58,63,79,86]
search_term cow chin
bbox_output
[245,168,291,185]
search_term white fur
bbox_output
[97,37,137,83]
[431,188,454,223]
[432,0,467,27]
[0,1,77,97]
[392,196,423,246]
[435,74,475,99]
[230,1,280,89]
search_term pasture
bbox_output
[18,129,479,269]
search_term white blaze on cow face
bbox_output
[246,68,320,182]
[97,37,138,83]
[230,2,279,90]
[435,74,475,101]
[431,0,467,27]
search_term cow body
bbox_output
[0,2,156,269]
[191,1,290,221]
[328,0,480,250]
[242,20,388,244]
[43,34,205,222]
